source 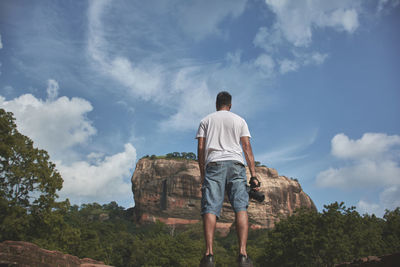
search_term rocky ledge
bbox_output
[0,241,112,267]
[335,252,400,266]
[131,158,316,232]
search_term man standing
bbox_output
[196,91,259,267]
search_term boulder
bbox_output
[0,240,112,267]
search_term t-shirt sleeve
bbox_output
[240,119,251,138]
[195,120,206,139]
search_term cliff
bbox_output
[0,241,112,267]
[131,158,316,231]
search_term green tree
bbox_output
[0,109,63,211]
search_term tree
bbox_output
[186,152,196,160]
[0,109,63,211]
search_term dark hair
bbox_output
[216,91,232,109]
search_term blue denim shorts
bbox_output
[201,160,249,218]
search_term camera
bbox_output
[246,176,265,202]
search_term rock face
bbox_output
[0,241,112,267]
[335,252,400,266]
[131,158,316,230]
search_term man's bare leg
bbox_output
[203,213,217,255]
[235,211,249,256]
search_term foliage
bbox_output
[255,202,393,267]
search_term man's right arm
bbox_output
[197,137,206,183]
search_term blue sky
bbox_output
[0,0,399,216]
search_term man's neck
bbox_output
[217,106,231,111]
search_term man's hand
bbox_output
[249,176,260,191]
[197,137,206,183]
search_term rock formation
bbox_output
[131,158,316,232]
[0,241,112,267]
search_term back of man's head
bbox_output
[216,91,232,110]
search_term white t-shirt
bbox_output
[196,110,251,165]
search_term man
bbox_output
[196,91,259,267]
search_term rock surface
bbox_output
[335,252,400,266]
[131,158,316,230]
[0,241,112,267]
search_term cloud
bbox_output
[380,186,400,211]
[377,0,400,13]
[87,0,164,101]
[278,52,328,74]
[253,25,283,54]
[57,143,136,205]
[357,186,400,216]
[264,0,361,47]
[0,91,96,160]
[254,54,275,77]
[46,79,59,101]
[317,133,400,216]
[160,76,214,131]
[0,34,2,49]
[257,129,318,167]
[317,133,400,188]
[357,200,380,216]
[331,133,400,160]
[279,59,299,74]
[86,0,247,102]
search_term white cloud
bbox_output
[279,59,299,74]
[46,79,59,101]
[264,0,361,47]
[257,129,318,167]
[254,54,275,76]
[317,133,400,216]
[279,52,328,74]
[331,133,400,160]
[0,92,96,160]
[304,52,329,66]
[357,200,380,216]
[316,159,400,188]
[0,34,2,49]
[87,0,164,101]
[377,0,400,13]
[58,143,136,204]
[380,185,400,211]
[253,25,283,53]
[357,185,400,216]
[161,71,214,131]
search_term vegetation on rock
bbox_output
[141,152,197,161]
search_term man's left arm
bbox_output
[197,137,206,183]
[240,136,259,188]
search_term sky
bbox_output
[0,0,399,216]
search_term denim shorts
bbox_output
[201,160,249,218]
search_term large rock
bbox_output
[131,158,316,231]
[0,241,112,267]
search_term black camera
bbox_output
[246,176,265,202]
